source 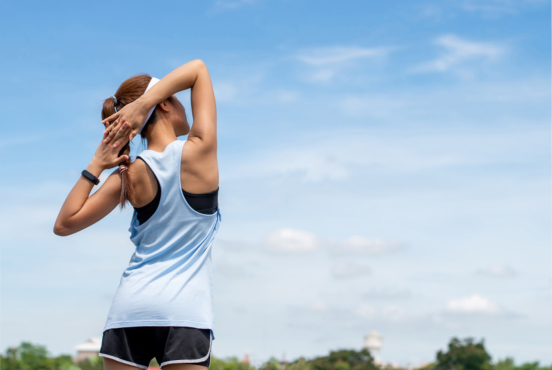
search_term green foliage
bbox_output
[75,357,102,370]
[54,355,79,370]
[1,338,551,370]
[287,358,311,370]
[210,356,256,370]
[436,338,491,370]
[419,363,437,370]
[493,358,552,370]
[494,359,515,370]
[149,358,159,367]
[259,361,281,370]
[288,349,378,370]
[1,347,20,370]
[516,364,540,370]
[18,342,56,370]
[0,342,94,370]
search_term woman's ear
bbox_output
[157,98,172,113]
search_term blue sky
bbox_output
[1,0,550,366]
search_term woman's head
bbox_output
[101,74,190,138]
[101,74,190,207]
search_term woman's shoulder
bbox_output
[128,157,159,207]
[128,157,150,180]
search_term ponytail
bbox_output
[101,74,156,208]
[118,158,135,208]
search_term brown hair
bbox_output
[101,74,159,208]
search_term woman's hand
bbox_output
[91,132,131,170]
[102,98,150,148]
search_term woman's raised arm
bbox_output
[103,59,215,148]
[53,135,129,236]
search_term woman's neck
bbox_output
[145,119,178,152]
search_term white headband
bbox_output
[138,77,160,135]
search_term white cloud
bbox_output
[355,304,376,318]
[446,294,499,314]
[383,305,405,321]
[265,228,319,253]
[335,236,404,255]
[230,123,550,185]
[274,90,301,103]
[476,265,517,278]
[245,148,350,183]
[296,46,392,83]
[363,288,411,300]
[331,261,371,279]
[297,46,390,66]
[214,82,239,102]
[415,34,504,74]
[310,69,335,82]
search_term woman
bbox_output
[54,59,220,370]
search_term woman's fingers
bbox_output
[103,121,115,135]
[106,155,129,170]
[128,129,139,142]
[112,123,130,148]
[102,112,120,125]
[118,155,130,165]
[112,130,131,149]
[104,120,124,143]
[104,123,121,143]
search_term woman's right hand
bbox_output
[102,98,150,148]
[91,132,131,170]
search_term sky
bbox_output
[1,0,551,366]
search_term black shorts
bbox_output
[99,326,212,369]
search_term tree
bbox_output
[493,358,552,370]
[210,356,256,370]
[436,338,491,370]
[287,358,311,370]
[289,349,378,370]
[494,358,515,370]
[17,342,56,370]
[258,358,281,370]
[54,355,76,370]
[516,364,540,370]
[1,347,21,370]
[75,357,102,370]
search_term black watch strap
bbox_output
[81,170,100,185]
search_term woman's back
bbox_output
[104,139,221,332]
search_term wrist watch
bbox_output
[81,170,100,185]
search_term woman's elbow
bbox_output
[53,222,70,236]
[192,59,206,67]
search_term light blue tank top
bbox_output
[103,139,221,336]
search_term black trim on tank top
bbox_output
[182,188,219,215]
[133,158,218,225]
[134,174,162,225]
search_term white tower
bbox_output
[363,331,383,363]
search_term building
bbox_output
[74,338,102,362]
[363,331,383,363]
[242,351,250,364]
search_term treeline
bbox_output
[0,342,100,370]
[259,349,379,370]
[1,338,551,370]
